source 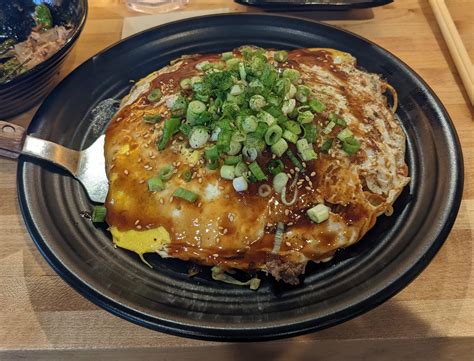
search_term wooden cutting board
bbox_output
[0,1,473,360]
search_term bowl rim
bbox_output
[0,0,88,88]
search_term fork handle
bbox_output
[0,120,80,175]
[0,120,26,159]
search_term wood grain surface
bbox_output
[1,1,473,360]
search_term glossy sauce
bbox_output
[104,48,408,272]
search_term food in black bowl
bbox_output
[0,0,87,119]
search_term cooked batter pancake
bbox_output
[104,46,410,285]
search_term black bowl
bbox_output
[0,0,88,119]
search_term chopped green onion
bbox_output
[342,137,361,155]
[266,93,281,107]
[271,138,288,157]
[250,56,266,76]
[300,148,317,161]
[170,95,187,117]
[188,126,210,149]
[226,58,240,71]
[242,115,258,133]
[296,139,317,161]
[321,139,333,152]
[217,129,232,152]
[268,159,284,175]
[249,79,264,94]
[282,68,300,84]
[286,149,304,171]
[195,60,211,71]
[190,76,202,85]
[337,128,353,141]
[295,85,310,103]
[275,78,291,97]
[222,102,240,118]
[233,176,248,192]
[309,98,326,113]
[297,110,314,124]
[92,205,107,223]
[186,100,206,124]
[230,84,243,95]
[265,125,283,145]
[232,131,246,142]
[323,120,336,134]
[249,95,266,111]
[273,172,289,193]
[254,122,269,139]
[220,165,236,180]
[147,88,162,102]
[329,113,347,127]
[257,111,277,127]
[303,123,317,143]
[143,114,162,124]
[227,140,242,155]
[242,146,258,162]
[212,61,225,70]
[307,204,330,223]
[180,78,192,90]
[283,129,298,143]
[173,187,199,203]
[249,161,268,181]
[158,165,174,181]
[221,51,233,60]
[157,117,180,150]
[147,176,166,192]
[182,169,192,182]
[204,146,220,169]
[235,161,249,177]
[34,4,53,30]
[179,122,192,136]
[285,120,302,135]
[282,99,296,115]
[274,50,288,63]
[286,83,297,99]
[224,155,242,165]
[239,62,247,80]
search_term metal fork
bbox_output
[0,120,108,203]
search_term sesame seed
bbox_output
[197,202,202,208]
[290,169,295,174]
[305,176,310,182]
[267,223,272,227]
[139,179,145,184]
[223,228,228,234]
[134,219,140,225]
[198,178,203,184]
[136,225,142,230]
[159,198,164,204]
[310,171,316,177]
[284,209,290,216]
[295,167,301,172]
[285,241,291,247]
[110,164,115,170]
[305,186,312,191]
[124,169,129,175]
[138,158,142,163]
[169,196,174,203]
[218,186,224,191]
[288,222,294,226]
[213,253,219,257]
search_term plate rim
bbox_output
[17,13,464,341]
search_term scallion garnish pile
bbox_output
[145,47,361,223]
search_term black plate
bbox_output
[234,0,392,10]
[18,14,463,341]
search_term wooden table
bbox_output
[1,1,473,360]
